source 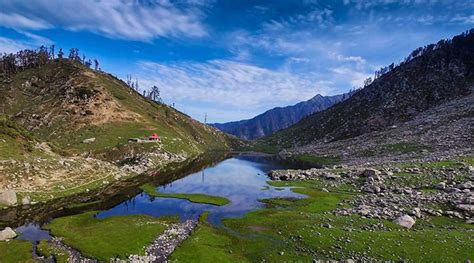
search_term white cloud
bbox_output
[0,13,50,30]
[0,33,53,54]
[330,67,372,88]
[0,0,207,41]
[0,37,31,54]
[135,60,332,120]
[451,15,474,24]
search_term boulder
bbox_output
[21,196,31,205]
[323,173,341,180]
[360,169,380,177]
[393,215,416,229]
[456,204,474,214]
[0,227,17,241]
[362,184,381,193]
[0,190,17,206]
[434,182,446,190]
[457,181,473,190]
[82,137,96,144]
[412,207,422,218]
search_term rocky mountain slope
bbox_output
[211,93,347,140]
[0,58,234,206]
[258,29,474,159]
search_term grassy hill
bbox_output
[0,59,235,205]
[0,61,232,158]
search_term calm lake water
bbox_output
[15,154,305,243]
[97,155,304,224]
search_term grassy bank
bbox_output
[43,212,177,261]
[0,240,36,263]
[141,183,231,206]
[171,179,474,262]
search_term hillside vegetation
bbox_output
[0,61,231,157]
[0,58,235,205]
[256,29,474,164]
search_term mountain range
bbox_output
[257,29,474,159]
[211,93,349,140]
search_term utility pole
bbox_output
[204,113,207,124]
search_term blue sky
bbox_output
[1,0,473,123]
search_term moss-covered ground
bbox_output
[141,183,230,206]
[42,212,177,261]
[171,180,474,262]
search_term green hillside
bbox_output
[0,59,235,205]
[0,61,232,158]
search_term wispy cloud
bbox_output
[0,13,50,30]
[0,32,53,54]
[135,60,333,121]
[0,37,31,54]
[0,0,207,41]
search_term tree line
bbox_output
[124,74,162,103]
[0,45,100,76]
[361,28,474,89]
[0,45,169,105]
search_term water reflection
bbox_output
[16,223,52,243]
[97,156,305,224]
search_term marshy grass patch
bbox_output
[43,211,177,261]
[140,183,231,206]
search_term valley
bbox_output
[0,15,473,263]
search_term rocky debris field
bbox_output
[40,237,98,263]
[268,160,474,226]
[281,93,474,167]
[119,150,186,175]
[0,143,188,207]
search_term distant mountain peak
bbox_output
[211,93,349,140]
[260,29,474,147]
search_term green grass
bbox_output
[239,143,280,154]
[66,200,102,209]
[421,160,464,168]
[294,154,341,166]
[43,211,177,261]
[0,115,43,160]
[1,61,233,159]
[171,180,474,262]
[0,240,36,263]
[383,142,429,154]
[169,213,249,263]
[140,183,230,206]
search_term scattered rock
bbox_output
[0,190,17,206]
[393,215,416,229]
[82,138,96,144]
[21,196,31,205]
[434,182,446,190]
[360,169,380,177]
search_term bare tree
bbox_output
[58,48,64,62]
[50,45,55,59]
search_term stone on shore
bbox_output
[393,215,416,229]
[0,190,17,206]
[0,227,17,241]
